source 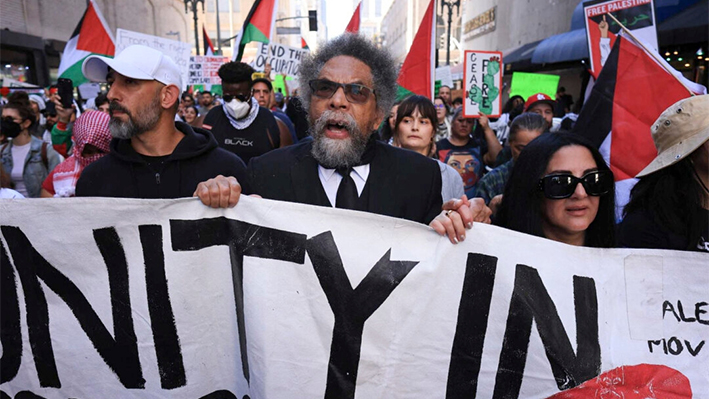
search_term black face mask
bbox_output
[1,117,23,139]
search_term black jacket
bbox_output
[76,122,247,198]
[247,139,443,225]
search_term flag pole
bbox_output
[605,12,695,96]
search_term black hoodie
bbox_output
[76,122,248,198]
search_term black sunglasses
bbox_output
[222,93,251,103]
[538,170,613,199]
[309,79,374,104]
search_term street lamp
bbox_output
[440,0,460,66]
[184,0,205,55]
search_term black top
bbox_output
[76,122,248,199]
[247,139,443,225]
[619,208,709,252]
[203,105,280,164]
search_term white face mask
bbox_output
[225,99,250,120]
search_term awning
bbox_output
[531,29,588,64]
[502,40,541,71]
[657,0,708,46]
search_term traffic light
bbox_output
[309,10,318,31]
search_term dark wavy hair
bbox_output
[394,95,438,156]
[502,95,524,114]
[495,133,616,247]
[218,62,255,86]
[298,33,397,117]
[623,158,705,250]
[252,78,273,91]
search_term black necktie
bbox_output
[335,166,358,210]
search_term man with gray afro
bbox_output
[195,34,490,244]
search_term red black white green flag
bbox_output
[395,0,435,100]
[233,0,279,62]
[203,25,215,56]
[573,32,705,217]
[301,37,310,50]
[58,0,115,86]
[345,1,361,34]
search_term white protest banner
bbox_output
[584,0,658,77]
[253,42,309,77]
[1,197,707,398]
[464,50,503,118]
[188,55,229,86]
[115,29,191,91]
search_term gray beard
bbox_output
[109,97,161,140]
[310,110,368,169]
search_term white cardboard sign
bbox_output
[115,29,191,91]
[464,50,503,118]
[253,42,309,77]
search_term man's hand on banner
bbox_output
[193,175,242,208]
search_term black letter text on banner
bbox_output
[0,240,22,383]
[445,253,498,398]
[493,264,600,398]
[0,226,144,388]
[170,217,307,384]
[306,232,418,399]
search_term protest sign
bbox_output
[1,197,707,398]
[115,29,191,90]
[253,42,309,77]
[509,71,560,101]
[188,55,229,86]
[463,50,502,118]
[584,0,658,77]
[436,66,454,89]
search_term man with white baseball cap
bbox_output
[619,94,709,252]
[75,44,247,206]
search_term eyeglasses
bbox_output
[538,170,613,199]
[309,79,374,104]
[434,104,446,109]
[222,94,251,103]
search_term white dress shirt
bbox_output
[318,164,370,207]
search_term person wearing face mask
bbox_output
[40,111,112,197]
[202,62,281,164]
[1,91,63,198]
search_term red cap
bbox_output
[524,92,555,111]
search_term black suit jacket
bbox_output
[246,139,443,225]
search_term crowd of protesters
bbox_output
[1,33,707,253]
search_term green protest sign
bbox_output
[509,72,560,100]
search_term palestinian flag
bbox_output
[395,0,435,100]
[345,1,361,34]
[203,25,215,56]
[233,0,279,62]
[573,32,705,217]
[301,37,310,50]
[57,0,115,86]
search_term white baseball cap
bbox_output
[82,45,182,89]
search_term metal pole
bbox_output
[193,2,200,55]
[216,0,222,55]
[443,0,459,66]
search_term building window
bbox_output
[206,0,215,13]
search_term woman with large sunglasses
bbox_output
[495,133,616,247]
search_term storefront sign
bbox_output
[463,6,496,40]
